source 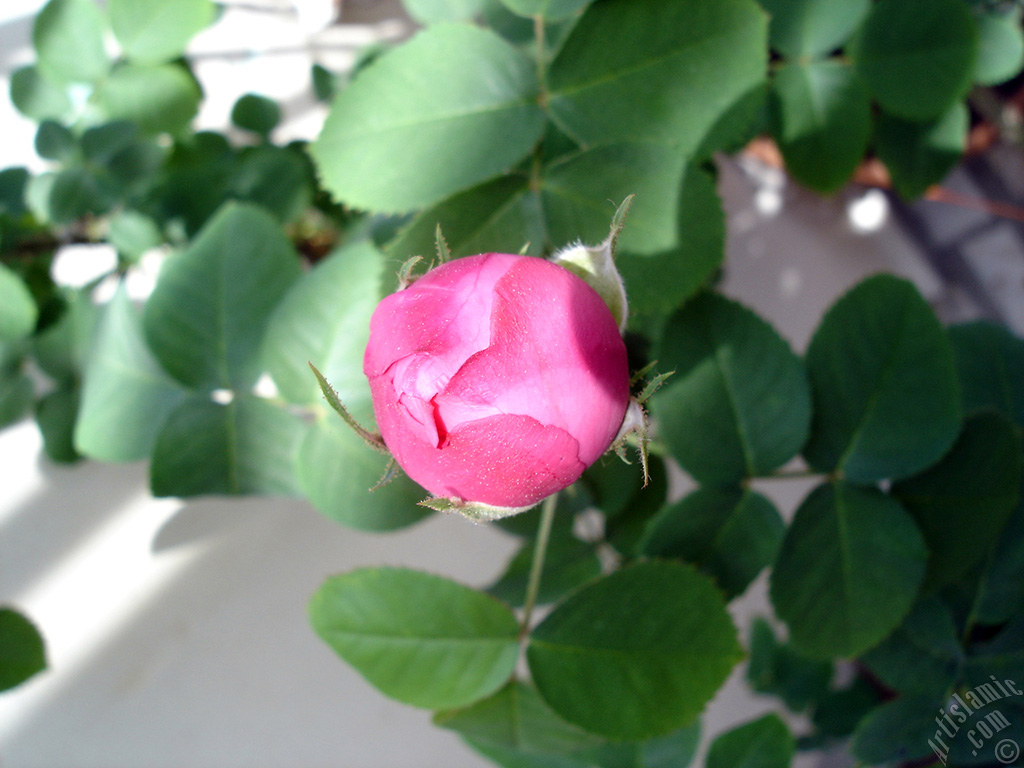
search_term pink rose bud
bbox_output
[364,253,630,510]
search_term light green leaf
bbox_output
[386,175,543,263]
[770,481,927,659]
[144,202,302,390]
[892,411,1022,587]
[108,209,164,261]
[296,417,431,531]
[403,0,489,23]
[803,274,961,483]
[706,714,794,768]
[499,0,590,21]
[9,65,72,121]
[312,23,545,212]
[309,567,520,709]
[850,0,978,121]
[75,287,188,462]
[617,164,725,321]
[527,560,742,740]
[33,0,110,85]
[772,60,871,194]
[547,0,767,153]
[974,8,1024,86]
[93,63,201,135]
[641,487,784,599]
[32,288,100,386]
[110,0,216,65]
[150,394,306,497]
[0,607,46,692]
[651,291,811,485]
[542,143,688,255]
[949,320,1024,427]
[875,103,967,200]
[759,0,869,59]
[0,264,38,342]
[263,240,383,411]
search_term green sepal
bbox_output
[419,495,538,522]
[309,361,387,453]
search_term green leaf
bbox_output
[33,0,110,85]
[746,618,833,713]
[144,202,301,390]
[547,0,767,153]
[0,263,38,342]
[850,0,978,121]
[403,0,489,24]
[32,168,117,226]
[705,714,794,768]
[110,0,216,64]
[150,394,306,497]
[435,681,603,757]
[32,288,100,385]
[850,695,938,766]
[0,167,30,218]
[9,65,72,121]
[810,676,882,739]
[230,146,313,224]
[263,240,383,411]
[34,120,76,162]
[0,370,34,429]
[803,274,962,483]
[75,287,188,462]
[312,23,545,212]
[499,0,591,22]
[892,410,1022,587]
[296,417,431,531]
[617,164,725,321]
[527,560,742,740]
[309,567,520,709]
[770,481,928,659]
[386,175,543,263]
[587,722,701,768]
[974,502,1024,625]
[771,60,872,194]
[974,8,1024,86]
[641,487,784,599]
[108,209,164,261]
[36,386,81,463]
[0,607,46,692]
[542,143,688,256]
[759,0,869,59]
[860,596,962,700]
[93,63,201,135]
[875,103,968,200]
[488,532,601,608]
[231,93,282,137]
[651,291,811,485]
[948,320,1024,427]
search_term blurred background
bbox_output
[1,1,1022,766]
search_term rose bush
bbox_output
[364,253,630,509]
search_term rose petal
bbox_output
[436,257,628,463]
[363,254,517,382]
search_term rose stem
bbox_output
[519,491,558,639]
